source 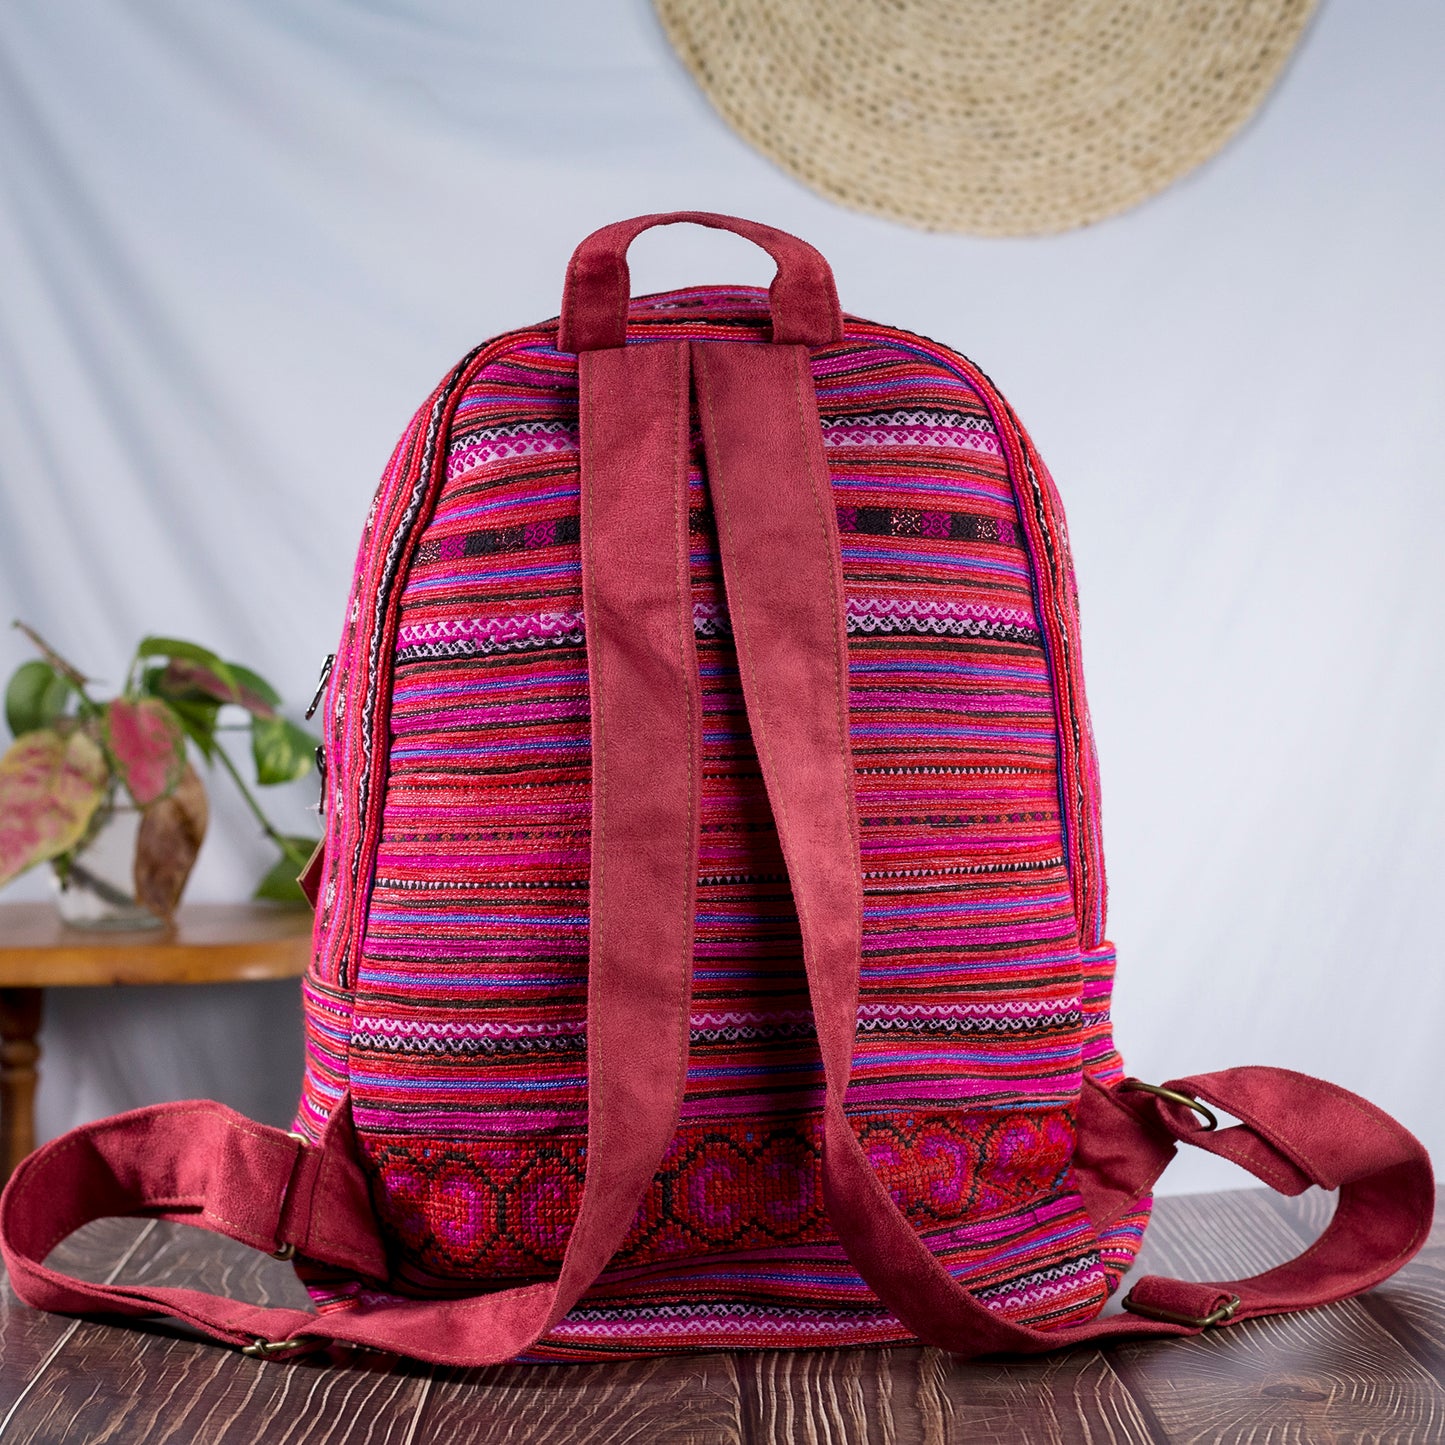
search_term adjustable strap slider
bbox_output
[241,1335,317,1360]
[1123,1278,1242,1328]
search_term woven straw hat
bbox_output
[653,0,1317,235]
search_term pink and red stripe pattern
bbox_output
[296,288,1143,1357]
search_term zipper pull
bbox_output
[305,653,336,720]
[314,744,328,817]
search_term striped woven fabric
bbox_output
[295,287,1145,1358]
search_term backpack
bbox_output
[2,212,1432,1366]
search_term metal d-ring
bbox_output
[269,1131,310,1260]
[1119,1078,1219,1131]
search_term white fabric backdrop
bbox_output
[2,0,1441,1194]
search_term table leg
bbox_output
[0,987,43,1184]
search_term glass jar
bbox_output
[50,799,164,931]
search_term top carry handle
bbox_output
[558,210,844,351]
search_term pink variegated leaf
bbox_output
[105,698,186,807]
[157,658,278,719]
[0,730,108,887]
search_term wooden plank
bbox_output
[615,1197,1445,1444]
[415,1353,746,1445]
[737,1341,1154,1445]
[1264,1186,1445,1390]
[0,902,310,986]
[3,1217,747,1445]
[0,1220,428,1445]
[1108,1190,1445,1444]
[1,1192,1439,1442]
[0,1218,154,1417]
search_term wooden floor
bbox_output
[0,1188,1440,1443]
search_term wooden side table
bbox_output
[0,901,312,1183]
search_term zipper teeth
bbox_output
[1006,414,1094,938]
[836,323,1097,936]
[337,334,532,990]
[918,349,1093,938]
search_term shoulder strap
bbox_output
[1,336,704,1367]
[690,336,1435,1353]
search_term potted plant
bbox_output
[0,622,321,928]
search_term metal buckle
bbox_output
[1119,1078,1218,1131]
[268,1132,310,1261]
[241,1336,313,1359]
[1122,1290,1241,1328]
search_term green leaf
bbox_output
[251,715,319,786]
[135,636,226,667]
[104,697,187,806]
[135,637,239,698]
[5,661,73,738]
[0,730,108,887]
[253,834,318,902]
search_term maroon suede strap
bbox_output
[0,338,703,1368]
[559,211,844,352]
[691,338,1435,1354]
